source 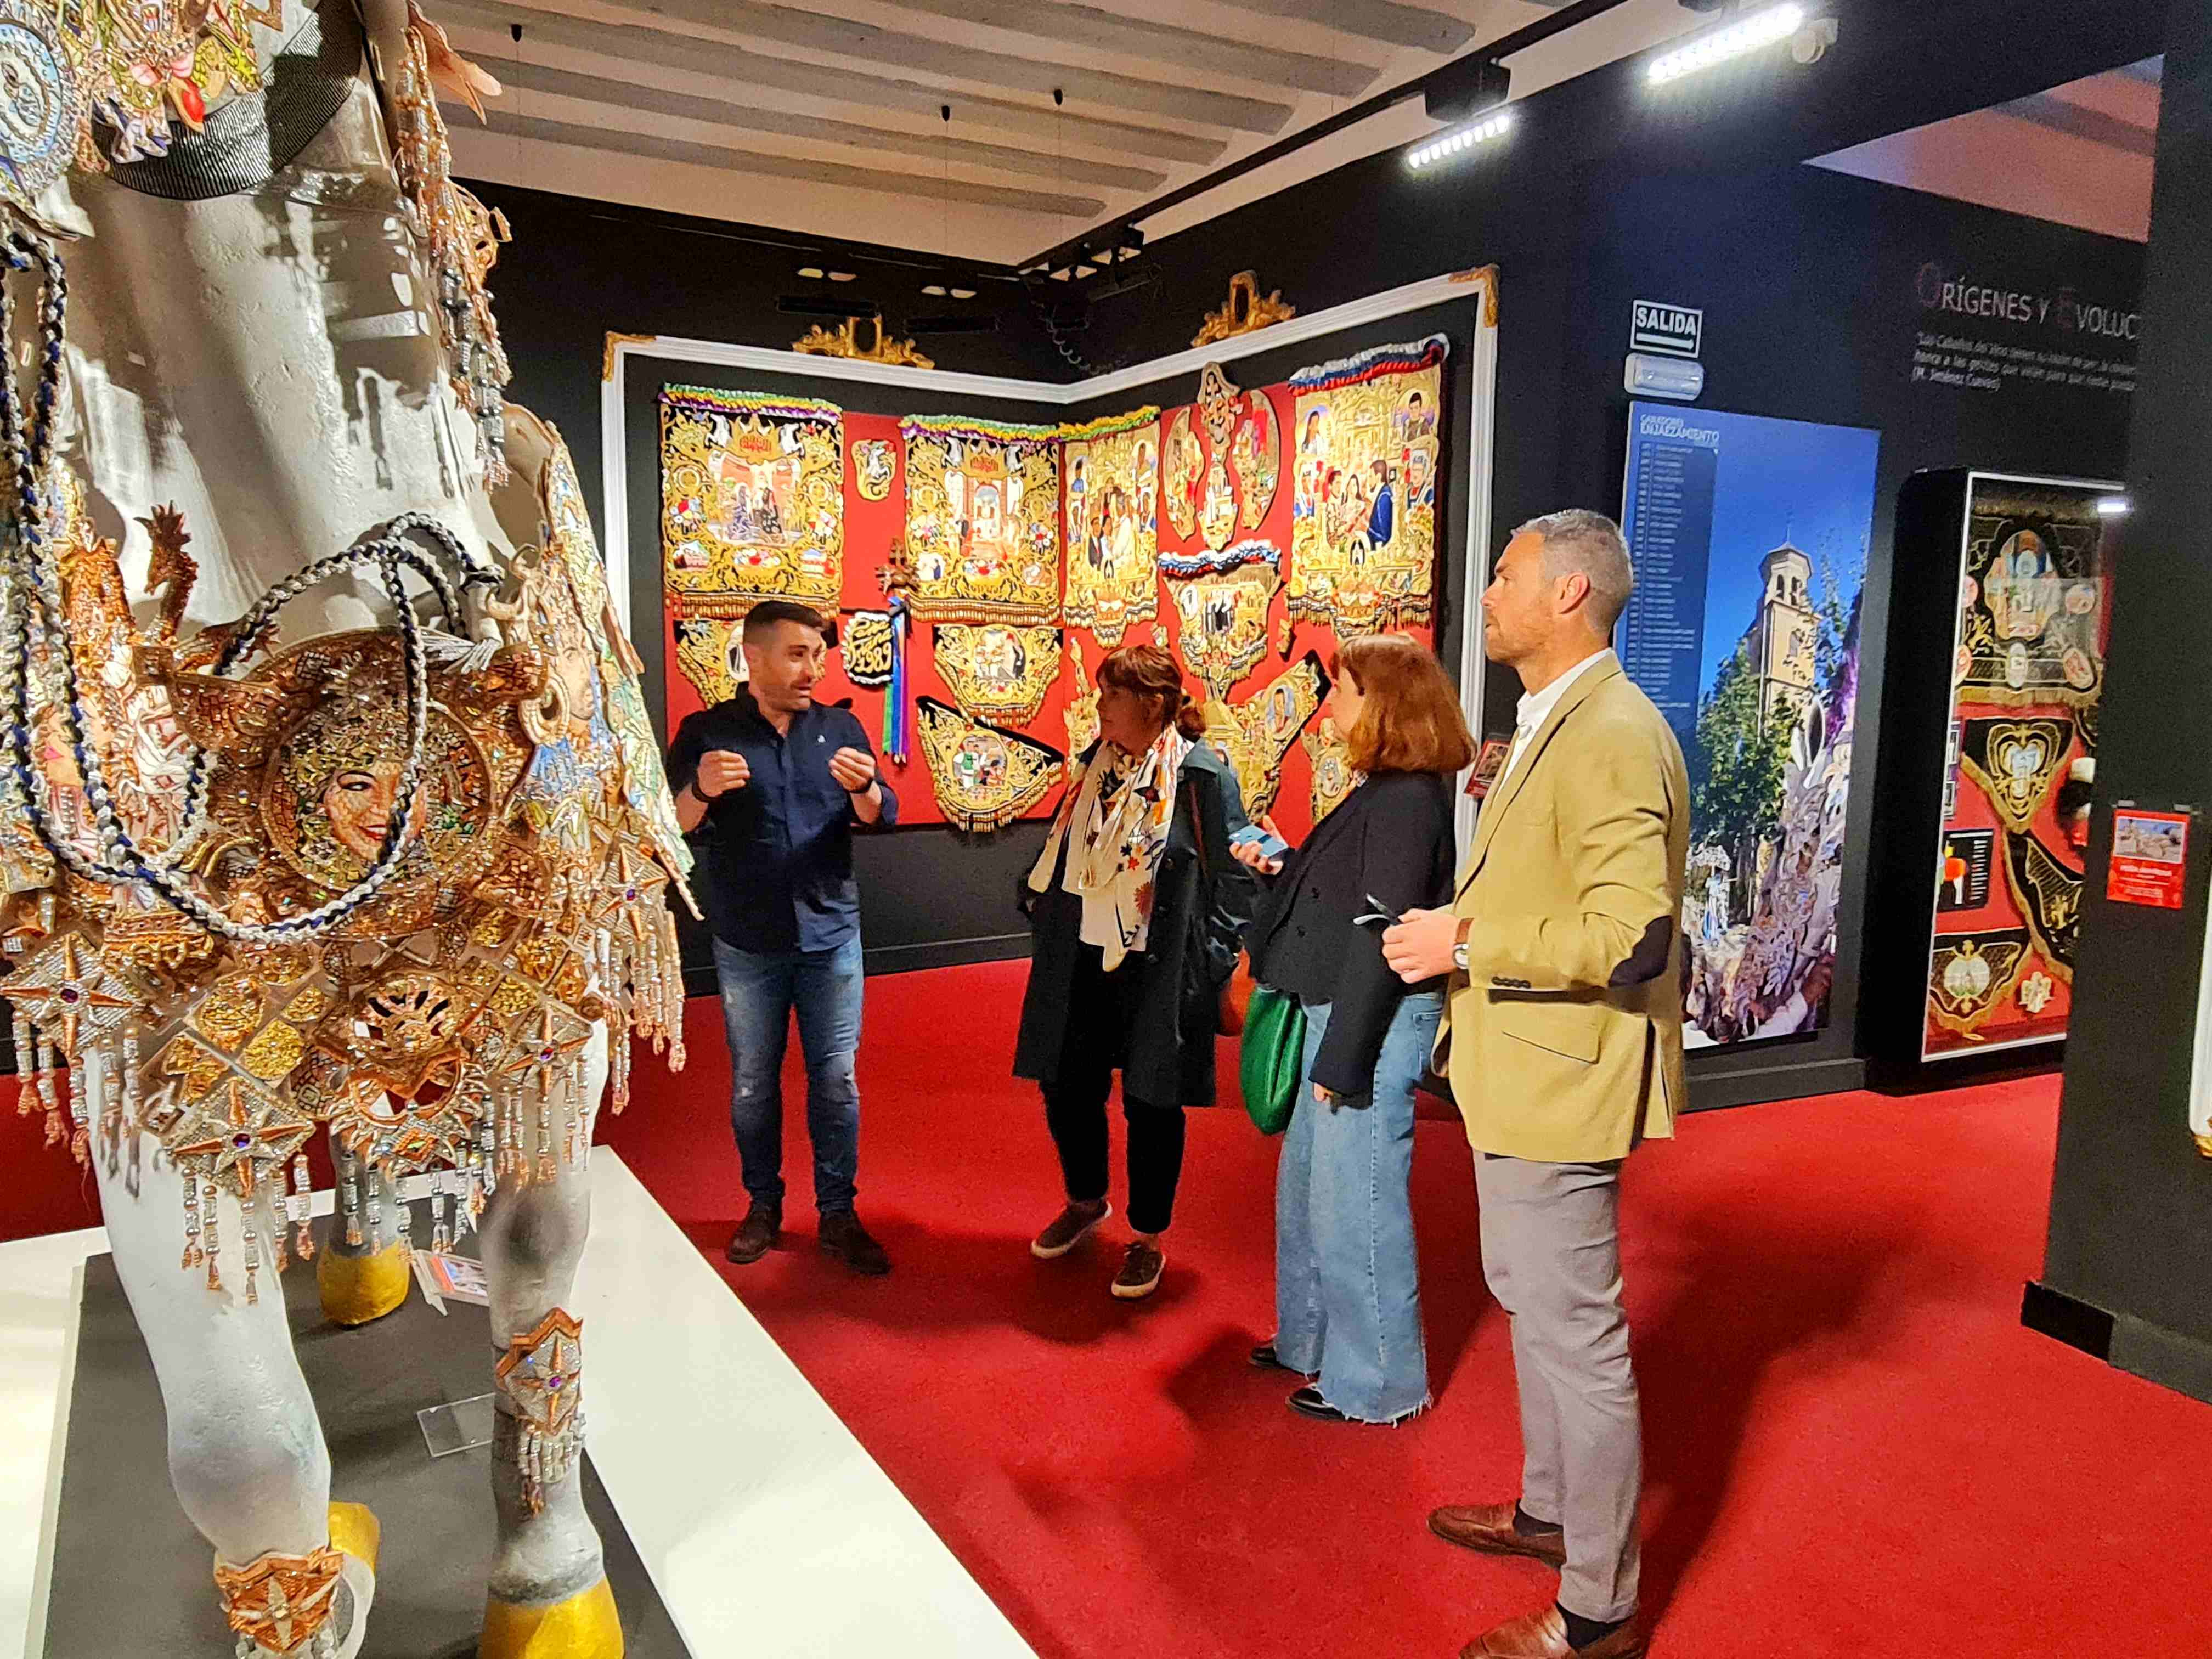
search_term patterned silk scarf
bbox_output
[1027,726,1193,970]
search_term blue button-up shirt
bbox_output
[666,691,898,954]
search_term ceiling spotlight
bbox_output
[827,269,858,282]
[949,286,978,300]
[1074,262,1098,279]
[1647,3,1805,85]
[2096,496,2132,517]
[1049,266,1074,282]
[921,284,948,296]
[1406,108,1514,170]
[1113,225,1146,261]
[797,266,825,279]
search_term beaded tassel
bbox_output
[431,1188,451,1255]
[11,1013,32,1115]
[120,1030,140,1122]
[393,1179,413,1260]
[242,1214,261,1305]
[291,1154,315,1261]
[34,1031,61,1147]
[534,1088,555,1186]
[202,1183,223,1293]
[338,1149,362,1248]
[182,1175,203,1271]
[65,1058,89,1161]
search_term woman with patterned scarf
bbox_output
[1015,645,1256,1300]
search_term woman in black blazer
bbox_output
[1235,634,1474,1423]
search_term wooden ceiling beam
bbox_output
[467,108,1109,216]
[463,53,1169,189]
[617,0,1297,129]
[868,0,1376,98]
[444,0,1227,162]
[1207,0,1476,54]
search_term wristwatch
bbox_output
[1452,940,1470,973]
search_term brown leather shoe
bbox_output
[1459,1606,1645,1658]
[724,1203,781,1265]
[1428,1502,1567,1568]
[820,1209,891,1276]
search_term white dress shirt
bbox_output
[1496,648,1613,795]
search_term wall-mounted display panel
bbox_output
[1617,404,1881,1049]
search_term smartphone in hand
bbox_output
[1232,824,1292,861]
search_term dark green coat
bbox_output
[1014,741,1256,1108]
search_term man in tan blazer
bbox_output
[1385,509,1687,1659]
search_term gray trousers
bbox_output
[1475,1153,1641,1623]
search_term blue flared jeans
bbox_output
[1272,990,1442,1423]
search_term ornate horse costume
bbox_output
[0,3,691,1653]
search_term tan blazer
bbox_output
[1438,654,1690,1163]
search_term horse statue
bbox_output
[0,3,692,1654]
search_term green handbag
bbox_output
[1239,984,1308,1136]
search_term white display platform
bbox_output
[0,1149,1035,1659]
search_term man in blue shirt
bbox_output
[667,601,898,1276]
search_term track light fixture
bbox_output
[1406,109,1514,171]
[1647,3,1804,84]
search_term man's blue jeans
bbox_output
[1273,990,1442,1423]
[712,934,864,1214]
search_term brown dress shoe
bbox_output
[820,1209,891,1276]
[724,1203,781,1265]
[1428,1501,1567,1568]
[1459,1606,1645,1659]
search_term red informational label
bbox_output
[2107,809,2191,909]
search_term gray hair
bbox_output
[1515,509,1634,631]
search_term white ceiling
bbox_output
[1810,56,2162,243]
[439,0,1708,267]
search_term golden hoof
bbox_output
[481,1577,624,1658]
[318,1239,410,1327]
[327,1502,381,1572]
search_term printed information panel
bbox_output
[1619,403,1880,1050]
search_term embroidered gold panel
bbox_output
[1288,336,1447,637]
[661,387,843,620]
[1205,651,1329,820]
[1163,407,1202,540]
[1060,409,1161,645]
[1957,716,2085,977]
[1303,725,1362,823]
[1954,482,2108,708]
[853,439,896,501]
[1162,539,1282,702]
[673,618,744,708]
[1231,391,1282,532]
[1063,645,1099,781]
[915,697,1065,832]
[1926,930,2032,1041]
[934,624,1062,726]
[901,416,1062,623]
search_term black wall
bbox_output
[2033,0,2212,1404]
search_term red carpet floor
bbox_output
[604,961,2210,1658]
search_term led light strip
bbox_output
[1407,109,1515,170]
[1647,2,1804,84]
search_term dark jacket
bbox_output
[1246,770,1455,1097]
[1014,741,1255,1108]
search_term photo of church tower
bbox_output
[1742,542,1820,725]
